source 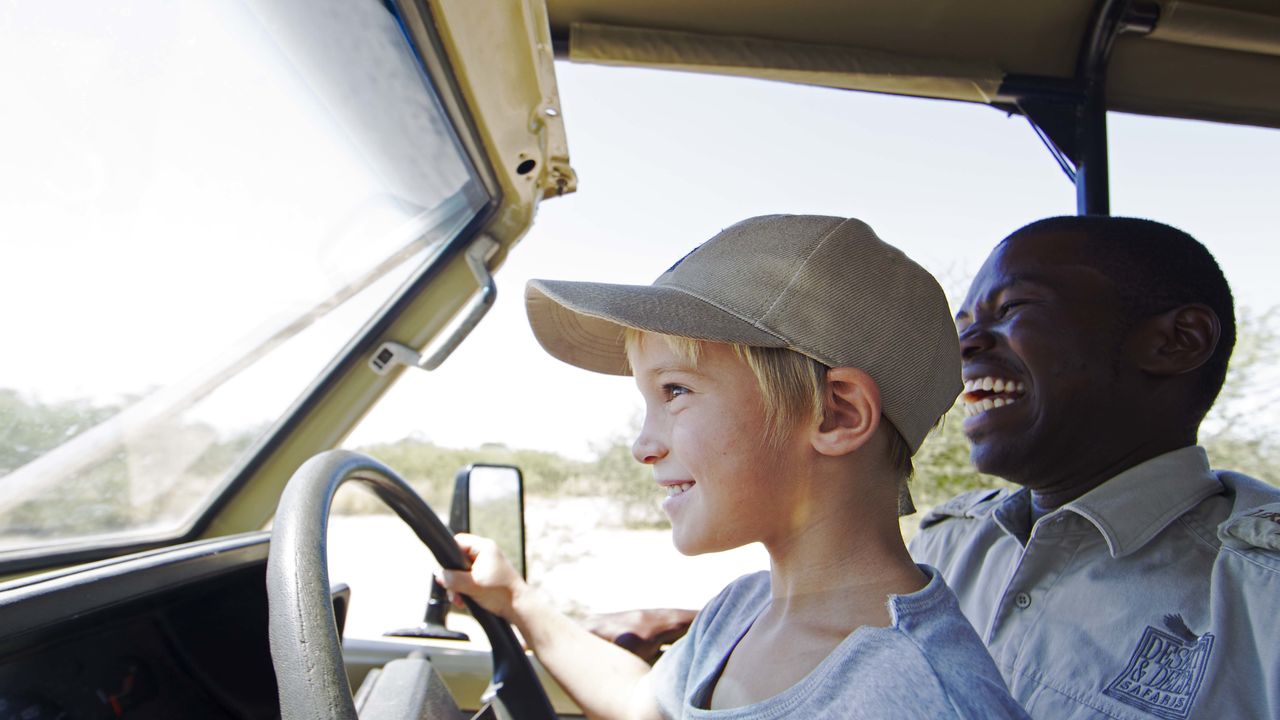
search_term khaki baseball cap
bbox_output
[525,214,961,454]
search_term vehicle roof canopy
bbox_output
[546,0,1280,130]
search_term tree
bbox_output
[339,438,586,515]
[0,390,131,535]
[0,389,118,475]
[910,408,1014,509]
[0,389,268,538]
[587,422,667,529]
[1200,306,1280,482]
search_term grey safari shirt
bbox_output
[910,446,1280,720]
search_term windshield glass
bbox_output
[0,0,488,556]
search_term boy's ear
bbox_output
[812,367,881,457]
[1127,303,1220,377]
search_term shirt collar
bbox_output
[992,489,1034,544]
[1063,446,1223,558]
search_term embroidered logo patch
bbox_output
[1103,615,1214,719]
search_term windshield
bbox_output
[0,0,488,556]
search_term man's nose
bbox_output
[958,322,996,360]
[631,416,668,464]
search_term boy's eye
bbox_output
[662,384,691,400]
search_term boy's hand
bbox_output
[441,535,661,720]
[439,532,527,621]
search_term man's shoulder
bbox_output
[1213,470,1280,571]
[1214,468,1280,509]
[917,487,1011,531]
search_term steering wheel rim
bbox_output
[266,449,558,720]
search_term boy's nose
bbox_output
[631,419,668,464]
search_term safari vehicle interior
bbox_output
[1,0,1277,718]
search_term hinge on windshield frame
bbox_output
[368,234,499,375]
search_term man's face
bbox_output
[954,230,1138,489]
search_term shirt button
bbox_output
[1014,592,1032,609]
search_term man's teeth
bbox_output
[963,377,1025,394]
[962,376,1025,417]
[666,482,693,497]
[963,396,1018,416]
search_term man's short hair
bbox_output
[1009,216,1236,418]
[624,330,915,484]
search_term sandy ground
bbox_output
[326,498,769,640]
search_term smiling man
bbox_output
[909,216,1280,720]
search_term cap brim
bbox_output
[526,279,787,375]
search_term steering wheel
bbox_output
[266,449,558,719]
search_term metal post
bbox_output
[1075,82,1110,215]
[1074,0,1140,215]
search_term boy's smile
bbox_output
[628,336,800,556]
[659,481,694,499]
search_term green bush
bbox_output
[337,439,590,516]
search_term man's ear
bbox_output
[812,367,881,457]
[1128,303,1220,376]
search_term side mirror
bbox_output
[451,464,527,579]
[385,463,526,641]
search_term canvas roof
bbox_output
[546,0,1280,129]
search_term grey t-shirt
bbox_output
[649,564,1027,719]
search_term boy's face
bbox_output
[628,335,803,555]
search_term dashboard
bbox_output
[0,533,346,719]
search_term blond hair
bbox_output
[624,329,913,484]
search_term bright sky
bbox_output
[345,61,1280,459]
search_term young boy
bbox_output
[441,215,1027,718]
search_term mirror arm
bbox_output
[385,580,470,641]
[384,465,476,641]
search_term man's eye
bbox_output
[997,300,1030,318]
